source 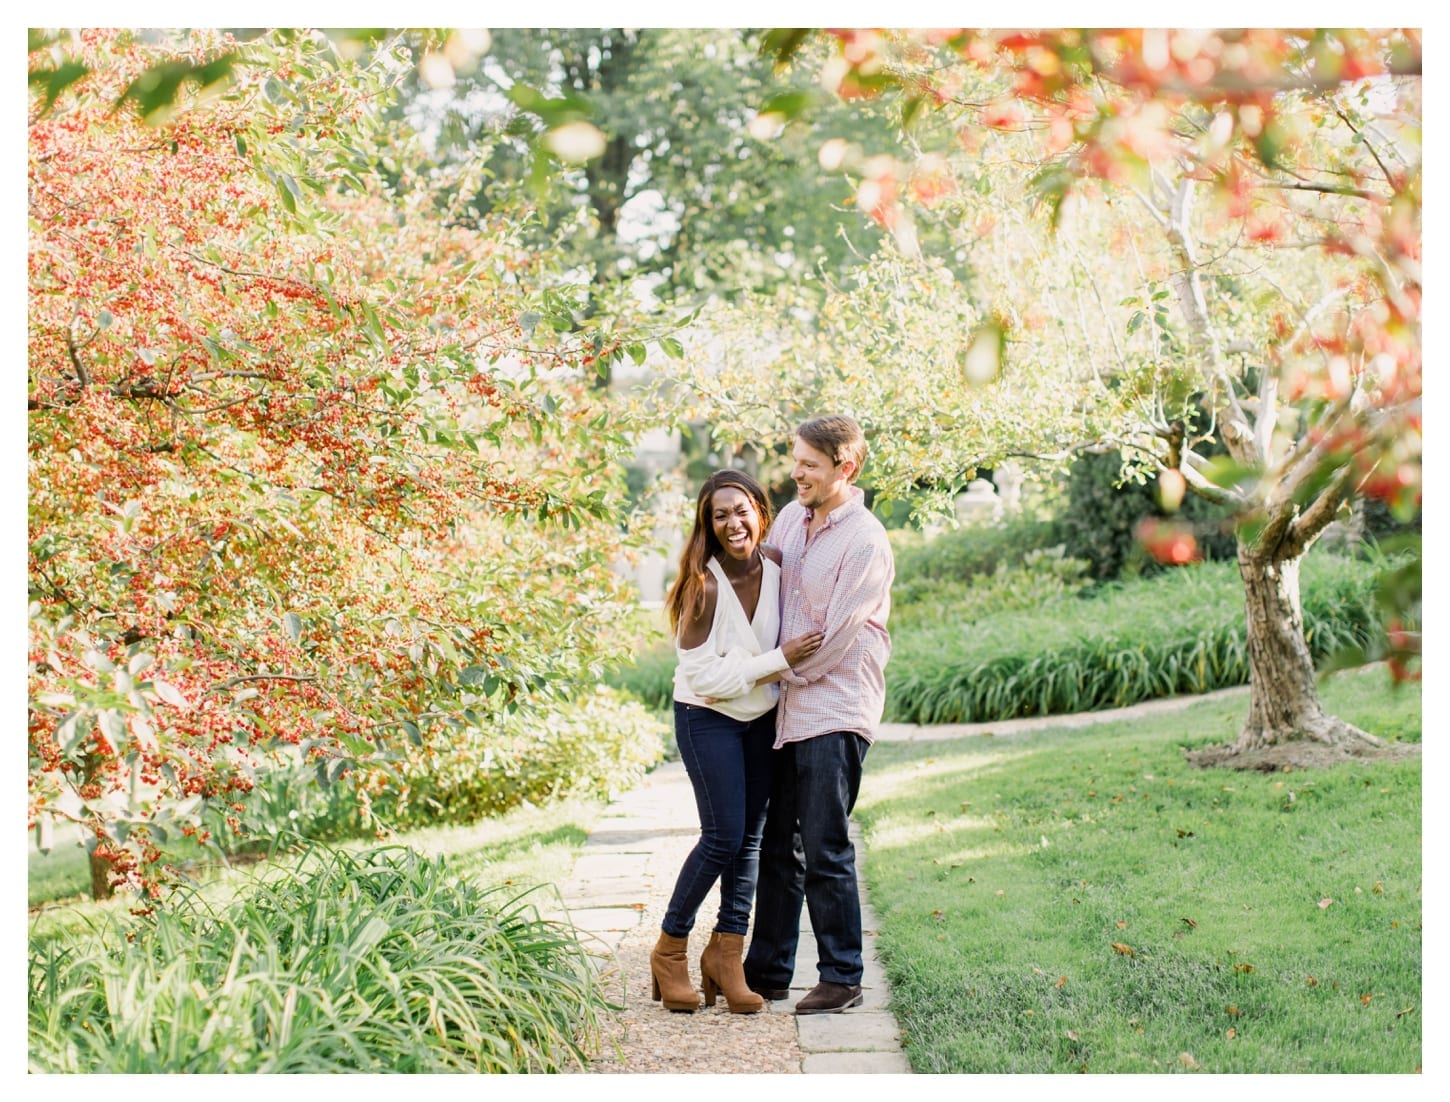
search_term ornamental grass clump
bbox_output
[887,555,1382,724]
[28,842,611,1073]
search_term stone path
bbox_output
[554,685,1249,1073]
[554,759,909,1074]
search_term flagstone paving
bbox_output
[555,685,1245,1072]
[554,759,909,1074]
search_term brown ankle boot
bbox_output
[699,930,764,1014]
[650,931,701,1012]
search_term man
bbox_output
[744,414,894,1015]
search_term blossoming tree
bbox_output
[689,28,1420,770]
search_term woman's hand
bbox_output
[781,630,825,666]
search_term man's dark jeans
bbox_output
[744,731,869,987]
[661,702,775,937]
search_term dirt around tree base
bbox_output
[1186,739,1421,772]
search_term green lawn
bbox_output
[857,666,1422,1073]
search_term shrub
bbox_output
[604,644,676,714]
[28,842,612,1072]
[1053,450,1237,580]
[386,686,666,830]
[227,687,666,847]
[889,515,1063,589]
[886,554,1383,724]
[891,545,1092,633]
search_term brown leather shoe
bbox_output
[793,981,863,1015]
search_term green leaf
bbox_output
[152,679,187,708]
[1028,164,1074,231]
[659,337,684,360]
[29,61,90,112]
[275,174,297,213]
[115,54,237,122]
[760,28,813,65]
[1200,456,1263,497]
[458,664,493,687]
[283,612,302,644]
[760,91,816,120]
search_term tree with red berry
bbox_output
[28,28,655,899]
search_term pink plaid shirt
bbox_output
[767,487,894,749]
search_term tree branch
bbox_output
[1281,465,1355,559]
[206,673,317,693]
[64,328,91,388]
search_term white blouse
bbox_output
[673,555,789,721]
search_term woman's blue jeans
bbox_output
[661,702,775,938]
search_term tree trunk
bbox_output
[89,848,116,901]
[1186,542,1388,770]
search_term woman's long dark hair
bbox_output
[665,469,774,636]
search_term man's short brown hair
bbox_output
[796,415,867,482]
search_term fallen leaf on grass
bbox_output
[1065,1030,1079,1041]
[1318,898,1333,909]
[1226,1028,1236,1039]
[1181,917,1198,928]
[1111,942,1135,957]
[1225,1005,1240,1017]
[995,889,1005,897]
[1306,976,1318,987]
[1056,975,1068,989]
[1396,1006,1416,1019]
[1373,881,1385,894]
[1178,1052,1199,1070]
[1233,963,1255,974]
[1115,921,1128,929]
[1361,993,1374,1006]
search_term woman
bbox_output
[650,470,823,1014]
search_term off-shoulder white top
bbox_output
[672,555,789,721]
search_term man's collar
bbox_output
[803,485,866,528]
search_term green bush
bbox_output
[387,686,666,830]
[886,554,1384,724]
[227,687,666,846]
[604,643,676,714]
[1053,450,1237,580]
[891,545,1092,633]
[890,516,1063,588]
[28,842,611,1072]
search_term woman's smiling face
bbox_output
[708,485,761,561]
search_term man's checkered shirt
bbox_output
[767,487,894,749]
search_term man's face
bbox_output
[791,437,852,510]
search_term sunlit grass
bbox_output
[29,841,614,1072]
[858,666,1422,1073]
